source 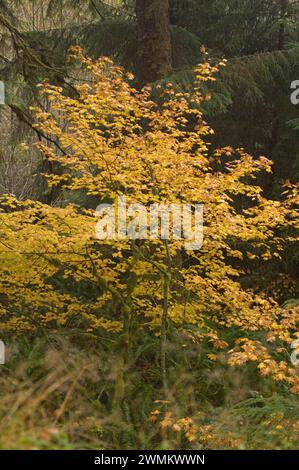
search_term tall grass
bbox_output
[0,332,298,450]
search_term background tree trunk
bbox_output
[135,0,172,85]
[278,0,288,50]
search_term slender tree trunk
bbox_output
[278,0,288,50]
[161,273,169,396]
[135,0,172,85]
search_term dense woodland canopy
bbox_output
[0,0,298,451]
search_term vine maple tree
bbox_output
[0,47,298,393]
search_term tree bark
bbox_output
[161,272,169,396]
[135,0,172,85]
[278,0,288,50]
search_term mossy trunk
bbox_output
[136,0,172,85]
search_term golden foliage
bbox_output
[0,47,298,391]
